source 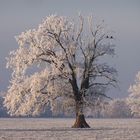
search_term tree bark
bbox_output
[72,102,90,128]
[72,114,90,128]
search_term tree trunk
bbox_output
[72,101,90,128]
[72,114,90,128]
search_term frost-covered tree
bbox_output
[102,99,131,118]
[4,15,117,128]
[127,72,140,117]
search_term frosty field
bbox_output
[0,118,140,140]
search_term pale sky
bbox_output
[0,0,140,98]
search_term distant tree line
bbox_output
[0,95,139,118]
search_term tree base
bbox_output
[72,114,90,128]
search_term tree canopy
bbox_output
[127,71,140,117]
[4,15,117,127]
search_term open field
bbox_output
[0,118,140,140]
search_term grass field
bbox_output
[0,118,140,140]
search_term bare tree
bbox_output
[4,15,117,128]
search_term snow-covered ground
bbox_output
[0,118,140,140]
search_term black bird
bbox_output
[110,36,113,39]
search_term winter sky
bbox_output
[0,0,140,98]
